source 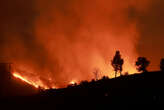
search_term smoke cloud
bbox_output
[0,0,152,88]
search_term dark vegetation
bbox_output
[136,57,150,73]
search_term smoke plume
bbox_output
[0,0,151,88]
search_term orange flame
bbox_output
[12,72,57,90]
[13,72,39,89]
[69,80,77,85]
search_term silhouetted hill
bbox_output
[35,71,164,105]
[1,71,164,106]
[0,63,38,97]
[0,73,38,98]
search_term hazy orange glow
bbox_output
[3,0,151,89]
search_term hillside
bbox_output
[0,73,38,98]
[1,71,164,106]
[37,71,164,104]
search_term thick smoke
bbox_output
[136,0,164,71]
[0,0,152,88]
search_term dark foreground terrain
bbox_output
[0,71,164,107]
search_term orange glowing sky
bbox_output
[0,0,164,89]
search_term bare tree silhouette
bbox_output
[93,68,100,80]
[135,57,150,73]
[160,58,164,72]
[111,51,124,78]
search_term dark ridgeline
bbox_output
[36,71,164,106]
[35,54,164,105]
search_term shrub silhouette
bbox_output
[135,57,150,73]
[111,51,124,77]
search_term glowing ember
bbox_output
[70,80,77,85]
[13,72,39,89]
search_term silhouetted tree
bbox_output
[160,58,164,71]
[135,57,150,73]
[111,51,124,77]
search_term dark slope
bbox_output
[36,71,164,104]
[0,73,38,98]
[1,71,164,106]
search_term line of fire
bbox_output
[0,63,39,97]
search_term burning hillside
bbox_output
[1,0,152,89]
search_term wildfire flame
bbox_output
[0,0,153,92]
[12,71,80,89]
[69,80,77,85]
[13,72,39,88]
[12,72,54,90]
